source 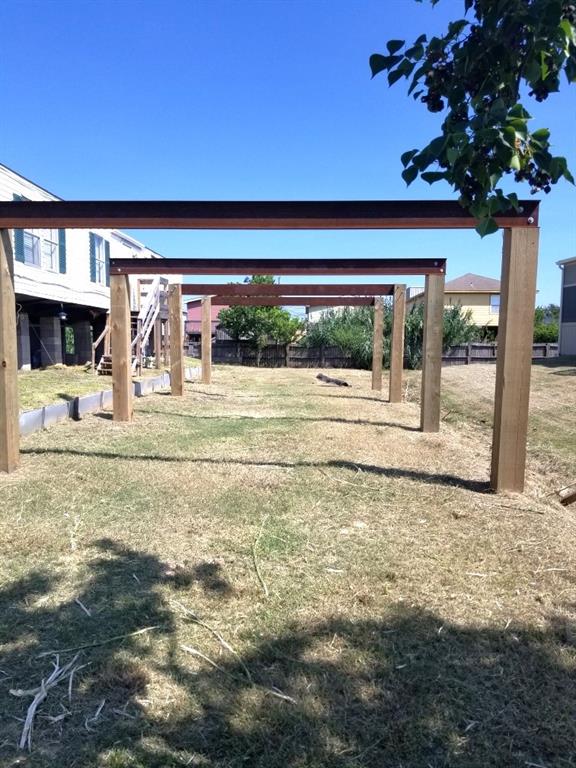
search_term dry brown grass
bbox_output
[0,362,575,767]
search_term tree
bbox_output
[534,302,560,341]
[370,0,575,235]
[217,277,303,365]
[302,303,479,369]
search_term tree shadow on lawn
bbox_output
[20,447,488,493]
[0,539,574,767]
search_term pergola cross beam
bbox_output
[110,257,444,276]
[181,283,396,296]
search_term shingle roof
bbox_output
[444,273,500,292]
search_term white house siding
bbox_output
[0,164,171,368]
[559,259,576,356]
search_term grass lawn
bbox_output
[1,361,575,767]
[17,358,200,411]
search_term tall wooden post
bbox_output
[0,230,19,473]
[420,272,445,432]
[201,296,212,385]
[154,316,162,369]
[491,228,539,493]
[389,284,406,403]
[168,284,184,396]
[371,297,384,391]
[110,273,133,422]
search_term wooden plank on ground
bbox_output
[169,284,184,396]
[201,296,212,385]
[0,230,19,472]
[110,273,133,422]
[420,273,445,432]
[491,228,539,493]
[389,284,406,403]
[372,297,384,391]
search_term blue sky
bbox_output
[1,0,574,304]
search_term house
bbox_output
[185,298,231,343]
[558,256,576,355]
[0,163,170,369]
[407,272,501,335]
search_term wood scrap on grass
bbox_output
[316,373,350,387]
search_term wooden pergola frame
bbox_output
[183,284,406,396]
[0,199,540,492]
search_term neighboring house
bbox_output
[185,298,231,342]
[1,163,168,369]
[407,272,501,334]
[558,256,576,355]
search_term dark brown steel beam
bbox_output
[110,257,445,276]
[0,199,539,229]
[210,296,375,306]
[181,283,395,296]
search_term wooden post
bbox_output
[201,296,212,385]
[420,272,445,432]
[162,319,170,367]
[168,284,184,396]
[154,316,162,369]
[0,230,19,473]
[371,297,384,391]
[389,284,406,403]
[491,228,539,493]
[110,273,133,422]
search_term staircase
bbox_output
[94,276,168,375]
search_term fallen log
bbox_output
[316,373,350,387]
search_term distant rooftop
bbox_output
[444,273,500,292]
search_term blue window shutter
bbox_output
[89,232,96,282]
[13,194,25,262]
[58,229,66,273]
[104,240,110,287]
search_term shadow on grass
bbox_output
[138,411,420,432]
[533,356,576,375]
[20,447,488,492]
[0,539,574,766]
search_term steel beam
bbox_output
[110,257,446,276]
[181,283,395,296]
[209,296,375,306]
[0,199,539,229]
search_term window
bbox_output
[22,228,59,271]
[94,235,106,284]
[89,232,110,285]
[13,193,66,273]
[490,294,500,313]
[23,231,41,266]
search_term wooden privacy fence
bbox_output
[191,340,560,369]
[443,342,559,365]
[189,341,354,368]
